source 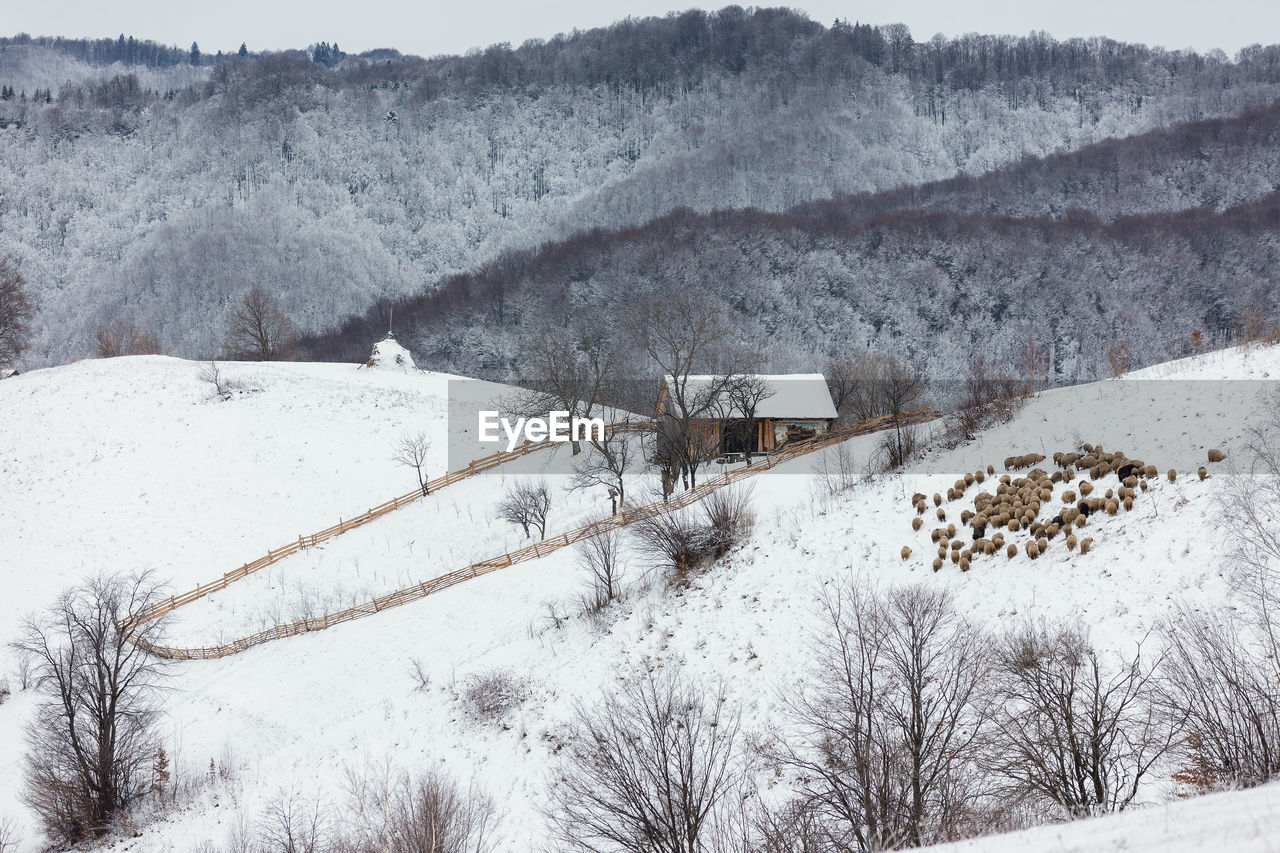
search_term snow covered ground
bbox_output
[2,347,1280,851]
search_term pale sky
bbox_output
[6,0,1278,59]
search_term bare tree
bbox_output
[720,374,775,463]
[224,286,295,361]
[342,764,500,853]
[948,354,1023,444]
[495,479,552,539]
[259,788,331,853]
[505,319,621,455]
[986,621,1170,818]
[0,814,19,853]
[12,573,170,842]
[576,525,626,610]
[393,432,433,496]
[627,292,754,490]
[0,256,34,371]
[546,668,747,853]
[1157,606,1280,793]
[570,429,634,513]
[776,582,991,850]
[92,316,164,358]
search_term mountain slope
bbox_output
[4,10,1280,365]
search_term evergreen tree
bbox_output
[238,42,248,57]
[189,42,200,65]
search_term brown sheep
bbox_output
[901,546,912,560]
[1123,496,1134,511]
[1080,455,1098,469]
[1062,490,1077,503]
[1009,519,1021,532]
[999,474,1012,485]
[961,510,973,524]
[964,472,975,486]
[1037,536,1049,553]
[947,523,957,538]
[1123,475,1138,489]
[1198,466,1208,481]
[1168,469,1177,483]
[1007,543,1018,559]
[938,545,947,558]
[916,501,927,515]
[1051,470,1063,484]
[988,464,995,475]
[993,532,1006,547]
[1082,443,1095,454]
[1104,488,1114,500]
[1208,449,1226,463]
[1066,534,1078,550]
[933,557,943,572]
[1080,537,1094,555]
[1140,480,1149,492]
[934,493,943,506]
[937,508,947,521]
[960,557,970,572]
[1046,523,1060,539]
[912,492,926,505]
[951,550,961,564]
[1105,500,1118,516]
[975,470,986,483]
[947,488,957,502]
[931,528,944,543]
[912,517,924,532]
[1080,482,1094,497]
[1026,541,1040,559]
[1144,464,1158,478]
[1063,467,1076,482]
[1075,514,1088,528]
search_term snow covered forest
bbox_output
[3,7,1280,371]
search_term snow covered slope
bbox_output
[2,348,1279,851]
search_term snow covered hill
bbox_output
[2,347,1280,851]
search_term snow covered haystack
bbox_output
[363,331,418,372]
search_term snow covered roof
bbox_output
[662,373,837,420]
[364,332,417,372]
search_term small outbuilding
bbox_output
[656,373,838,456]
[362,331,418,372]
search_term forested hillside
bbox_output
[4,7,1280,365]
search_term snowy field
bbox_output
[2,348,1280,850]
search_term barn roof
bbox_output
[663,374,837,420]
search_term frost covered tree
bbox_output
[0,256,34,370]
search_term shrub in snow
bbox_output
[461,669,529,723]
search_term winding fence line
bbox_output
[130,409,935,660]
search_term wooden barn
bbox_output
[656,373,838,457]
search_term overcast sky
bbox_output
[7,0,1278,59]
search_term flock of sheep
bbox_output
[900,444,1228,571]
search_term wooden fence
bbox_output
[128,409,935,660]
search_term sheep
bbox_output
[916,501,927,515]
[1066,534,1078,550]
[1047,523,1060,539]
[1080,454,1098,469]
[988,464,995,474]
[1008,518,1021,532]
[901,546,912,560]
[1051,470,1063,484]
[1115,462,1140,481]
[964,472,975,486]
[1140,480,1149,492]
[1026,541,1040,559]
[1105,488,1114,500]
[961,509,973,524]
[1062,490,1077,503]
[1075,514,1088,528]
[931,528,945,543]
[1209,449,1226,463]
[1123,496,1134,511]
[937,508,947,521]
[1198,466,1208,481]
[1004,456,1018,470]
[1037,536,1048,553]
[1080,482,1094,497]
[1080,537,1094,554]
[951,550,961,564]
[1000,474,1012,485]
[934,493,943,506]
[947,488,958,502]
[933,557,944,572]
[992,532,1005,547]
[911,492,926,505]
[1105,500,1119,516]
[1144,464,1158,478]
[912,517,924,532]
[1123,475,1138,489]
[1007,543,1018,559]
[947,523,957,538]
[960,557,970,572]
[938,545,947,558]
[1082,443,1095,454]
[975,469,986,483]
[1168,469,1178,483]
